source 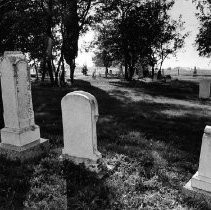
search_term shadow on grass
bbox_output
[32,80,93,145]
[81,80,209,154]
[0,78,209,209]
[109,79,200,101]
[63,160,113,210]
[0,157,34,209]
[31,78,210,157]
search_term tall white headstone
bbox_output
[0,51,48,158]
[61,91,101,162]
[184,126,211,203]
[199,79,211,99]
[191,126,211,190]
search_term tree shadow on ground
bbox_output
[31,78,210,157]
[76,80,209,155]
[0,78,208,209]
[109,79,200,101]
[63,160,113,210]
[32,80,93,142]
[27,79,211,209]
[0,157,35,209]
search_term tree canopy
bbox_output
[0,0,96,85]
[0,0,187,83]
[193,0,211,58]
[93,0,187,80]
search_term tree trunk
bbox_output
[105,66,108,78]
[69,59,75,84]
[119,63,123,77]
[41,58,46,82]
[60,55,65,84]
[62,0,79,85]
[34,61,39,81]
[44,0,54,85]
[128,56,135,81]
[151,65,155,79]
[124,58,129,80]
[128,66,135,81]
[55,55,62,86]
[55,71,59,86]
[47,59,54,84]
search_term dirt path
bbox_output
[80,76,211,118]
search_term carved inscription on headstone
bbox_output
[15,61,34,128]
[0,53,21,128]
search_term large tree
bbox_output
[92,22,120,76]
[93,0,186,80]
[193,0,211,58]
[0,0,60,84]
[61,0,98,84]
[93,0,142,80]
[0,0,97,85]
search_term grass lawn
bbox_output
[0,76,211,209]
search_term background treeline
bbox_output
[1,0,203,84]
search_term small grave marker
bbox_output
[199,79,211,99]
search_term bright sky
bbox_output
[76,32,95,67]
[164,0,211,69]
[76,0,211,69]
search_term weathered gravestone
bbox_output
[199,79,211,99]
[61,91,102,163]
[0,51,48,160]
[184,126,211,205]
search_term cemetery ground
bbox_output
[0,75,211,209]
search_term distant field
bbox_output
[73,66,119,77]
[164,69,211,83]
[164,68,211,76]
[66,66,211,81]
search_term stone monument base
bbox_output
[60,153,102,174]
[0,138,49,162]
[62,149,102,164]
[1,125,40,146]
[191,171,211,192]
[183,172,211,208]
